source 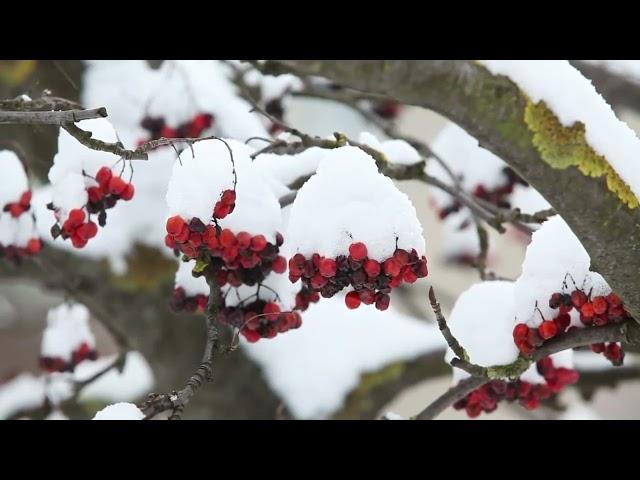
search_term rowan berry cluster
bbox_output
[3,190,32,218]
[288,242,428,311]
[169,287,208,313]
[137,113,214,147]
[165,215,286,288]
[218,298,302,343]
[453,356,579,417]
[513,287,630,366]
[49,167,134,248]
[39,342,98,373]
[0,235,42,261]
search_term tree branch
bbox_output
[0,108,107,124]
[269,60,640,319]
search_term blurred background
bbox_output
[1,60,639,420]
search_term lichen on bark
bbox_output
[524,100,638,209]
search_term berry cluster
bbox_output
[39,342,97,373]
[3,190,32,218]
[453,357,579,418]
[169,287,208,313]
[218,298,302,343]
[0,235,42,262]
[372,100,402,120]
[288,242,428,311]
[513,288,630,365]
[165,215,287,288]
[137,113,214,146]
[437,167,528,220]
[49,167,134,248]
[213,189,236,219]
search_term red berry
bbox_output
[96,166,112,187]
[319,258,337,278]
[402,266,418,284]
[76,222,98,240]
[554,313,571,332]
[571,290,587,308]
[375,292,390,311]
[87,186,103,204]
[108,176,127,195]
[383,258,401,277]
[393,249,409,266]
[19,190,32,207]
[345,291,361,309]
[220,189,236,205]
[8,204,24,217]
[202,226,219,249]
[363,259,381,278]
[67,208,86,227]
[513,323,529,340]
[272,255,287,274]
[359,288,376,305]
[242,329,261,343]
[580,302,595,318]
[538,320,558,340]
[160,126,177,138]
[606,293,622,308]
[311,274,327,289]
[275,232,284,247]
[165,234,176,249]
[516,339,535,357]
[236,231,252,249]
[120,183,135,201]
[166,215,186,235]
[219,229,236,247]
[250,235,267,252]
[26,238,41,254]
[71,233,87,248]
[591,343,606,353]
[348,242,368,261]
[263,302,281,321]
[592,296,607,315]
[188,232,203,248]
[549,292,564,309]
[174,226,190,244]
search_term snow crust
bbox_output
[92,402,144,420]
[358,132,421,166]
[0,150,29,207]
[41,303,96,361]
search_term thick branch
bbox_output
[271,60,640,318]
[0,108,107,124]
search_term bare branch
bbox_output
[0,108,107,125]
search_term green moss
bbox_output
[486,356,531,380]
[524,100,638,209]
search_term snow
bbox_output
[383,411,407,420]
[286,146,425,260]
[0,212,38,249]
[573,349,635,371]
[513,216,595,327]
[243,293,444,419]
[45,409,69,420]
[166,138,282,243]
[510,183,551,215]
[439,210,481,262]
[358,132,421,166]
[0,374,45,420]
[0,150,29,207]
[174,260,209,297]
[41,303,96,362]
[243,69,304,102]
[45,373,74,405]
[480,60,640,206]
[92,402,145,420]
[444,281,519,384]
[75,351,155,403]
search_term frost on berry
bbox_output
[39,303,98,373]
[286,146,428,310]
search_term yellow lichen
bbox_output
[524,100,638,209]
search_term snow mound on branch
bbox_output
[444,281,519,384]
[383,411,407,420]
[45,409,69,420]
[174,260,209,297]
[514,216,591,327]
[41,303,96,362]
[243,293,444,419]
[510,183,551,215]
[243,69,304,102]
[480,60,640,205]
[82,60,268,145]
[92,402,144,420]
[0,150,29,207]
[45,373,74,405]
[358,132,421,166]
[252,147,327,199]
[0,213,38,249]
[286,146,425,260]
[166,138,282,243]
[0,374,45,419]
[76,351,155,403]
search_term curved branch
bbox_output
[271,60,640,318]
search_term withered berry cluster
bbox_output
[288,242,428,311]
[454,356,579,418]
[513,287,630,366]
[49,167,134,248]
[218,299,302,343]
[39,342,98,373]
[437,167,528,220]
[137,113,214,147]
[169,287,208,314]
